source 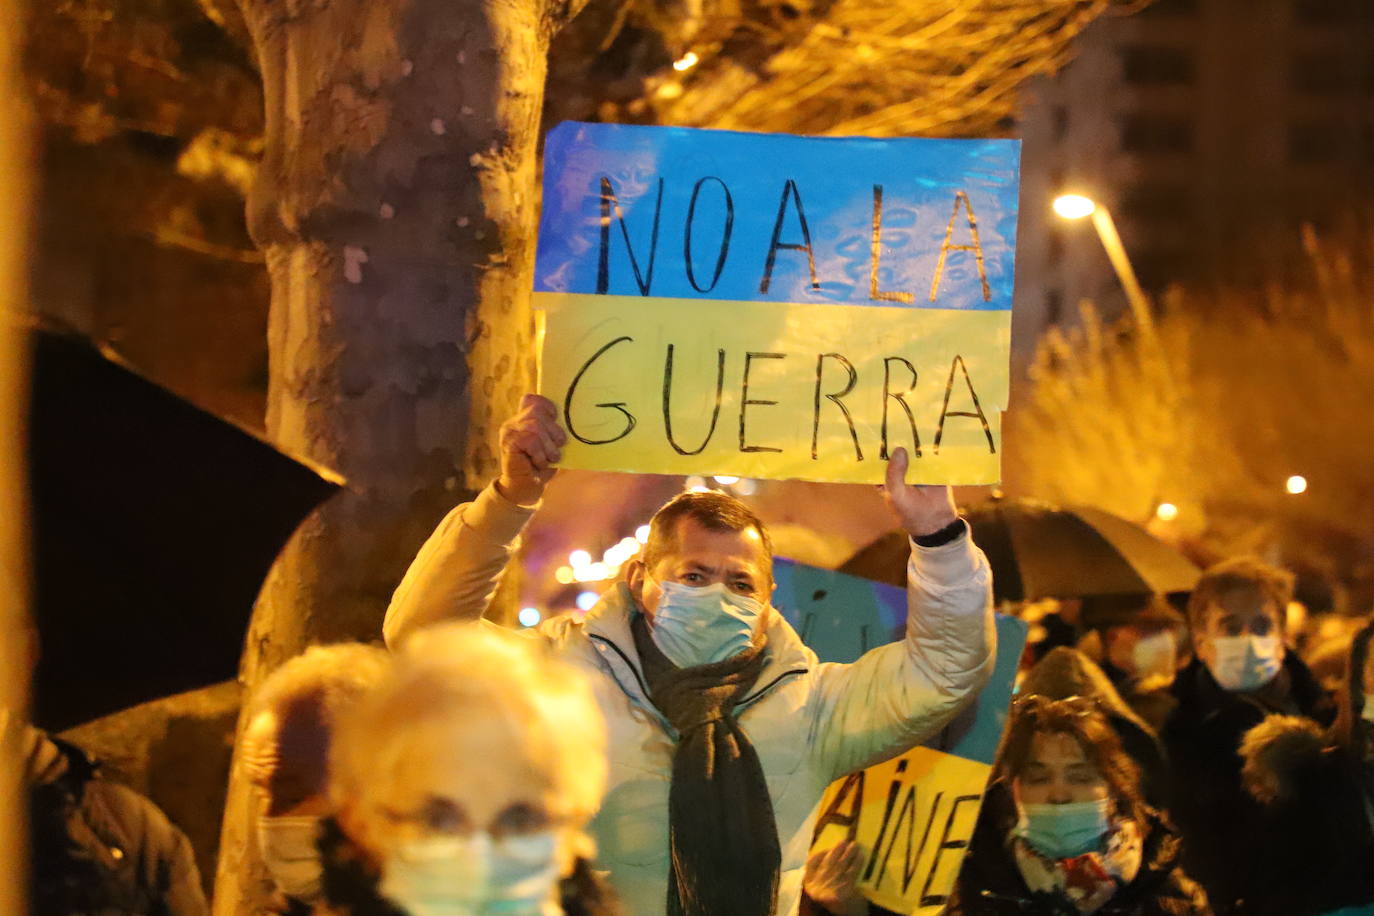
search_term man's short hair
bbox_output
[642,490,774,575]
[242,643,391,800]
[1187,557,1295,632]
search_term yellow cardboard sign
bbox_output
[810,746,993,913]
[536,292,1009,485]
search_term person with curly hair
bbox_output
[947,695,1209,915]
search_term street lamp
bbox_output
[1052,193,1152,331]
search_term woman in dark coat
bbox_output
[947,695,1210,916]
[1237,619,1374,916]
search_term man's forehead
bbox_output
[1213,585,1277,618]
[663,517,770,568]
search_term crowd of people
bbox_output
[19,392,1374,916]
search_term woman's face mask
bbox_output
[1014,798,1112,860]
[647,579,764,668]
[1205,634,1283,692]
[258,815,324,902]
[379,831,562,916]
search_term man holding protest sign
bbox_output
[383,393,996,916]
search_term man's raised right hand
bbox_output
[495,394,566,507]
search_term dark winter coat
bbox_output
[945,782,1210,916]
[1237,717,1374,916]
[1160,654,1334,915]
[1235,620,1374,916]
[316,817,620,916]
[29,736,207,916]
[1098,660,1177,738]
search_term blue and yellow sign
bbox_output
[773,558,1026,913]
[534,123,1020,485]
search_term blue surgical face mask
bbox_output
[1014,798,1111,860]
[379,831,561,916]
[647,579,764,668]
[1206,634,1283,692]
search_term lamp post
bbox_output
[1052,194,1153,332]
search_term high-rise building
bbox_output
[1013,0,1374,368]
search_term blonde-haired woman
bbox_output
[322,622,615,916]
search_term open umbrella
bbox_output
[839,496,1200,604]
[28,328,343,729]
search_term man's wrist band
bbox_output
[912,517,966,548]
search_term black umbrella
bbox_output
[28,329,343,729]
[839,496,1200,604]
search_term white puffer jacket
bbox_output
[384,485,995,916]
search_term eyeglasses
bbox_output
[376,797,566,840]
[1011,694,1102,720]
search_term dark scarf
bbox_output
[630,613,781,916]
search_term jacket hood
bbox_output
[1021,647,1154,737]
[1239,714,1328,806]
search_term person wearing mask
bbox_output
[1160,558,1333,914]
[239,643,392,913]
[1235,618,1374,916]
[383,393,996,916]
[8,711,208,915]
[322,622,616,916]
[1079,596,1185,734]
[1020,648,1170,810]
[947,695,1209,915]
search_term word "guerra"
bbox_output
[562,338,997,461]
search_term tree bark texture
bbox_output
[213,0,582,910]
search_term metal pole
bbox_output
[1090,206,1153,333]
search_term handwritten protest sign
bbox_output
[772,558,1026,913]
[533,122,1020,485]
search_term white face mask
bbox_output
[1206,634,1283,692]
[1131,630,1177,681]
[258,815,324,902]
[379,831,562,916]
[647,580,764,668]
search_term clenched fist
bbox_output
[495,394,566,506]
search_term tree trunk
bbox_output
[213,0,583,910]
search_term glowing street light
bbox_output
[673,51,699,72]
[1052,193,1152,333]
[1052,194,1097,220]
[1286,475,1308,495]
[518,607,542,628]
[1155,502,1179,522]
